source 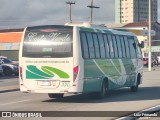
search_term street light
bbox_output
[87,0,100,23]
[66,1,75,23]
[148,0,152,71]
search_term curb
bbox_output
[116,105,160,120]
[0,85,19,93]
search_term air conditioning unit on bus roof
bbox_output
[65,22,107,29]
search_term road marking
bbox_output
[0,99,31,106]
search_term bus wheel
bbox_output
[130,76,140,92]
[90,80,107,99]
[48,93,64,99]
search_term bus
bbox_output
[19,23,144,99]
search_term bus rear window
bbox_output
[22,25,73,58]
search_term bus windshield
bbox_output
[22,25,73,58]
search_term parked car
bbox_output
[0,56,19,76]
[143,56,158,67]
[0,64,3,75]
[143,57,148,67]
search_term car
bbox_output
[0,56,19,76]
[143,57,148,67]
[143,56,158,67]
[0,64,3,75]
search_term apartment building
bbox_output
[115,0,158,23]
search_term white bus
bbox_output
[19,23,144,99]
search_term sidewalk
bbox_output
[143,65,160,72]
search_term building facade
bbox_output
[115,0,158,23]
[0,29,23,61]
[105,21,160,58]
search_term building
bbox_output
[115,0,158,23]
[0,29,23,61]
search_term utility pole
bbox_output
[87,0,100,23]
[66,1,75,23]
[148,0,152,71]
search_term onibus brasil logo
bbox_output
[26,65,69,79]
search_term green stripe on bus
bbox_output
[42,66,70,79]
[26,70,48,79]
[103,30,112,34]
[27,65,52,77]
[80,27,95,32]
[96,29,103,33]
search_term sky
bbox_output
[0,0,160,29]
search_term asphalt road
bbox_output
[0,70,160,120]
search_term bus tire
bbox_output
[48,93,64,98]
[130,75,140,92]
[90,80,108,99]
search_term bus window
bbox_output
[120,36,126,58]
[124,36,130,58]
[128,37,136,58]
[116,35,122,58]
[23,26,73,58]
[93,34,100,58]
[107,35,114,58]
[80,33,89,59]
[103,35,110,58]
[112,35,118,58]
[98,34,106,58]
[86,33,95,58]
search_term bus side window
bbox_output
[112,35,118,58]
[80,32,89,59]
[107,35,114,58]
[120,36,126,58]
[128,37,136,59]
[86,33,95,59]
[116,35,123,58]
[103,34,110,58]
[137,42,142,59]
[124,36,130,58]
[97,34,106,58]
[93,34,100,59]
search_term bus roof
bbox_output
[65,22,135,36]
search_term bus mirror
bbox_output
[139,41,144,48]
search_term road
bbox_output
[0,70,160,120]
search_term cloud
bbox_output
[0,0,115,28]
[0,0,159,29]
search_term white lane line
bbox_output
[116,105,160,120]
[0,99,31,106]
[142,105,160,112]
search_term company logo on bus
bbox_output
[26,65,69,79]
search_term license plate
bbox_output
[40,81,51,86]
